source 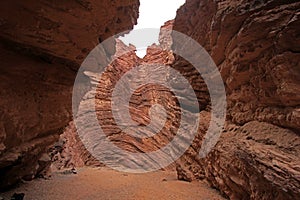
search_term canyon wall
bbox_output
[53,4,300,198]
[173,0,300,199]
[1,0,299,199]
[0,0,139,189]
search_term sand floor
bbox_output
[1,167,225,200]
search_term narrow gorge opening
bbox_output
[120,0,185,58]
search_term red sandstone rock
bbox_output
[0,0,139,189]
[1,1,299,199]
[59,37,178,169]
[58,2,300,198]
[173,0,300,199]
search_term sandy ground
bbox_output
[1,167,225,200]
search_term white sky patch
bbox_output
[120,0,185,58]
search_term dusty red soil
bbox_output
[1,167,225,200]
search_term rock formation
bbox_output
[0,0,139,189]
[49,121,103,171]
[173,0,300,199]
[57,33,178,169]
[1,0,299,199]
[45,3,300,198]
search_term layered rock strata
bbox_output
[61,36,179,170]
[173,0,300,199]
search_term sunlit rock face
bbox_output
[173,0,300,199]
[0,0,139,189]
[54,32,179,170]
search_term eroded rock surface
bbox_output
[0,0,139,189]
[61,37,180,170]
[55,2,300,198]
[1,0,299,199]
[173,0,300,199]
[174,0,300,130]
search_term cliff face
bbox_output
[0,0,139,189]
[174,0,300,130]
[173,0,300,199]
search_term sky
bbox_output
[120,0,185,57]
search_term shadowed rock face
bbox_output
[173,0,300,199]
[0,0,139,189]
[0,0,139,67]
[173,0,300,130]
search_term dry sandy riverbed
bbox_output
[1,167,225,200]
